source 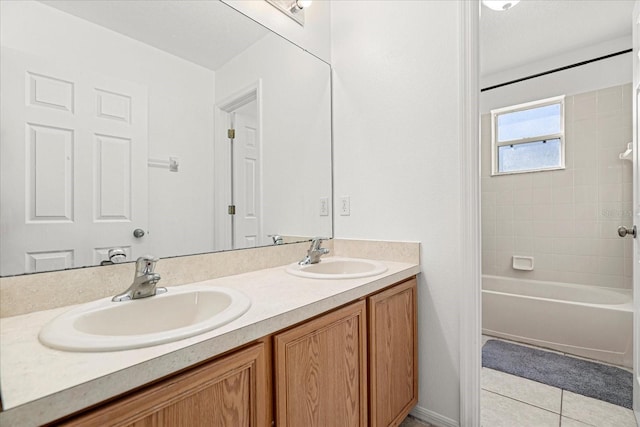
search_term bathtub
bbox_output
[482,275,633,368]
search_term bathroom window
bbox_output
[491,95,565,175]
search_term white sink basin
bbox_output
[39,285,251,352]
[286,257,388,280]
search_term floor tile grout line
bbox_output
[559,389,563,427]
[482,388,562,416]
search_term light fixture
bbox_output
[291,0,312,12]
[266,0,312,26]
[482,0,520,11]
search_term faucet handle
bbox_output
[309,237,330,250]
[135,255,159,274]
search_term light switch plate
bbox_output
[340,196,350,216]
[320,197,329,216]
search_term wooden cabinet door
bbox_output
[368,278,418,427]
[274,300,368,427]
[61,342,269,427]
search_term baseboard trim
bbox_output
[410,405,460,427]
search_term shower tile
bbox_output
[532,172,552,189]
[513,237,533,253]
[481,390,560,427]
[482,220,496,237]
[597,256,624,276]
[551,238,574,255]
[623,166,632,185]
[482,368,562,413]
[533,204,553,221]
[574,186,597,203]
[598,146,626,169]
[561,391,636,427]
[552,186,574,204]
[597,164,622,185]
[573,119,597,145]
[599,221,622,239]
[495,251,517,275]
[597,85,623,115]
[573,145,597,169]
[624,238,633,259]
[622,83,632,112]
[495,205,514,221]
[496,190,514,206]
[599,202,628,221]
[482,203,496,222]
[482,236,496,251]
[573,169,597,186]
[482,259,497,276]
[532,253,554,271]
[513,205,533,221]
[624,258,633,279]
[495,236,514,252]
[598,239,624,258]
[573,94,597,121]
[551,169,574,188]
[573,221,598,239]
[551,221,575,238]
[574,204,597,221]
[552,204,574,221]
[533,221,554,238]
[510,172,533,189]
[495,220,514,237]
[533,188,553,205]
[533,237,554,254]
[600,124,632,149]
[597,112,631,136]
[598,184,623,203]
[572,238,599,256]
[513,187,533,205]
[482,191,497,206]
[513,221,534,238]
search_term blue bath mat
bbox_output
[482,339,633,409]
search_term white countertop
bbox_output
[0,257,420,426]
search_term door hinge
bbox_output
[227,128,235,139]
[228,205,236,215]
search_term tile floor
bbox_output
[398,337,637,427]
[481,337,637,427]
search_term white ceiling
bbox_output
[40,0,635,78]
[39,0,269,71]
[480,0,635,77]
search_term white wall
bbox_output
[332,1,464,424]
[222,0,331,63]
[215,33,332,243]
[1,1,216,261]
[481,36,632,113]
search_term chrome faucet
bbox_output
[112,255,166,302]
[299,237,330,265]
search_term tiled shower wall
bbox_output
[481,83,633,289]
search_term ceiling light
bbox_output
[482,0,520,11]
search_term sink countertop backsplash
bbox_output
[0,239,420,426]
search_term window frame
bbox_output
[490,95,566,176]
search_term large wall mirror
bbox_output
[0,0,333,276]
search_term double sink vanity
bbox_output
[0,239,420,426]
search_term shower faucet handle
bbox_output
[617,225,636,238]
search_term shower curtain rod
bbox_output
[481,48,632,92]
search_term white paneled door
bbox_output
[0,47,149,275]
[633,2,640,423]
[232,101,261,248]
